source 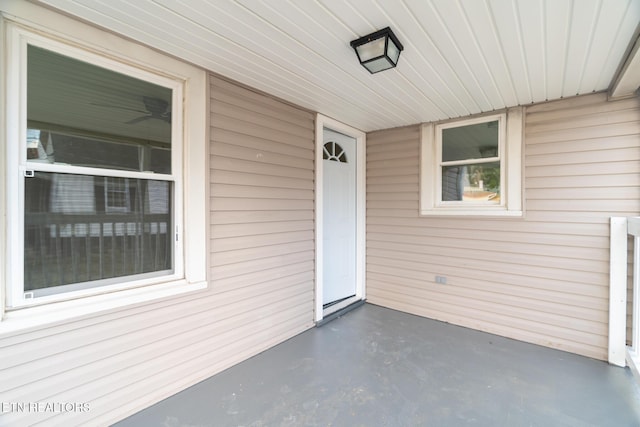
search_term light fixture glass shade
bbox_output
[355,37,385,62]
[350,27,404,74]
[362,57,394,74]
[387,38,401,64]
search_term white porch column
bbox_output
[609,217,628,367]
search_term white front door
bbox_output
[322,128,357,305]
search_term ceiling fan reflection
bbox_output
[91,96,171,125]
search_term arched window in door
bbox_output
[323,141,348,163]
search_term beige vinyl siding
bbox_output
[0,75,315,426]
[367,93,640,360]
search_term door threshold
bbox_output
[323,294,356,310]
[317,298,364,327]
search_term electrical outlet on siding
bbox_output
[435,276,447,284]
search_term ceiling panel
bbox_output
[562,0,601,97]
[431,1,506,111]
[164,1,402,126]
[517,0,546,102]
[232,0,422,123]
[543,0,572,101]
[34,0,640,132]
[459,1,520,108]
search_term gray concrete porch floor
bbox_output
[116,304,640,427]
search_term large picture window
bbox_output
[420,109,523,216]
[6,26,186,308]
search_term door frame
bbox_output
[315,114,366,322]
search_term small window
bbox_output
[420,109,523,216]
[104,177,131,213]
[323,142,348,163]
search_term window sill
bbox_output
[420,208,523,217]
[0,279,208,337]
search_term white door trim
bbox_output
[315,114,366,322]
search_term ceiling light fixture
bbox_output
[350,27,404,74]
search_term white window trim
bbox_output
[0,6,208,332]
[8,27,185,308]
[420,107,524,217]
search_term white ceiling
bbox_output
[36,0,640,132]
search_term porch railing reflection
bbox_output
[24,212,171,292]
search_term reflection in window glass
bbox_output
[27,45,172,173]
[24,172,173,295]
[442,120,499,162]
[440,117,501,205]
[442,162,500,203]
